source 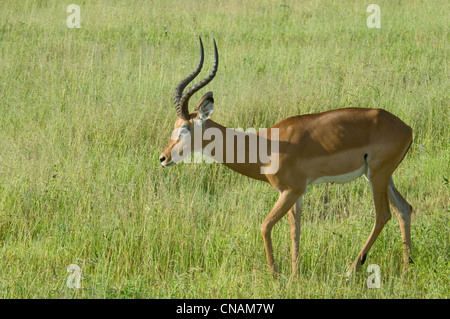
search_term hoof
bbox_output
[361,253,367,265]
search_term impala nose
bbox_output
[159,156,166,164]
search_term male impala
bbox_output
[159,38,413,276]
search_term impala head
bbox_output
[159,37,218,167]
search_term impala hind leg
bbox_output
[388,178,413,271]
[288,196,303,276]
[347,173,392,277]
[261,190,302,276]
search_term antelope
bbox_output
[159,37,413,277]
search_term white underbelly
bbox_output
[308,164,367,185]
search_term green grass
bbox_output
[0,0,448,298]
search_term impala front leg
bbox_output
[261,190,302,276]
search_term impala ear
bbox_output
[195,92,214,121]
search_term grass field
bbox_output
[0,0,448,298]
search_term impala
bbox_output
[159,37,413,276]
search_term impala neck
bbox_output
[201,119,271,182]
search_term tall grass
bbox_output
[0,0,448,298]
